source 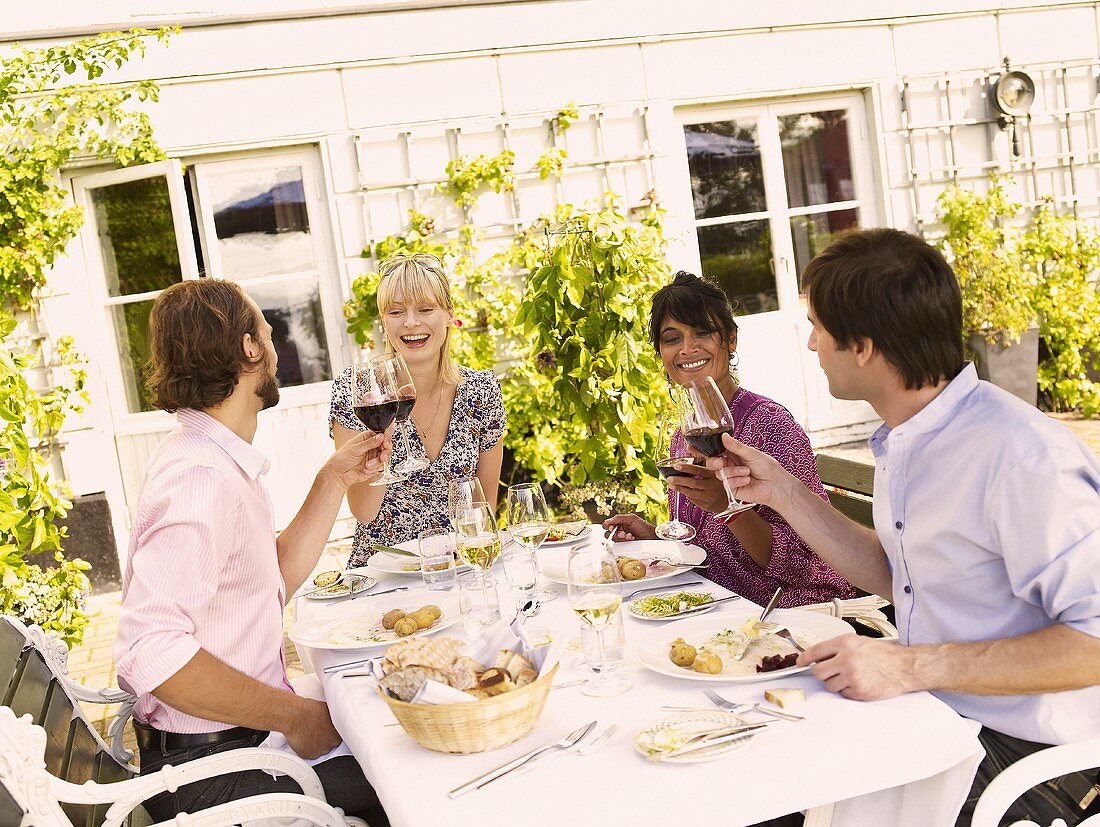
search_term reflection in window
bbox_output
[91,177,182,298]
[780,111,854,209]
[111,299,156,413]
[684,121,766,219]
[208,166,315,280]
[697,221,777,315]
[791,209,859,290]
[247,280,332,387]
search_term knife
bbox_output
[652,723,767,761]
[661,593,742,619]
[371,544,419,558]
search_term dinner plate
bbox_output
[304,574,377,601]
[541,540,707,586]
[626,589,719,621]
[288,593,460,652]
[542,523,591,547]
[633,711,753,764]
[634,609,854,683]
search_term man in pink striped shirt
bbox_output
[115,279,389,823]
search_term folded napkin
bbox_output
[411,679,476,705]
[464,616,565,679]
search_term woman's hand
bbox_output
[602,513,658,541]
[666,461,730,515]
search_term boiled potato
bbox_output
[409,608,435,630]
[692,651,723,674]
[393,616,419,637]
[669,642,697,667]
[421,604,443,621]
[620,560,646,581]
[381,609,406,630]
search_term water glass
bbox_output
[580,609,626,675]
[500,543,538,607]
[417,528,458,591]
[458,572,501,637]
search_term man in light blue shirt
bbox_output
[711,228,1100,825]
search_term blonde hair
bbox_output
[376,253,461,385]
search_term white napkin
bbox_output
[410,679,476,705]
[463,616,565,678]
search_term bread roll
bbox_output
[764,688,805,708]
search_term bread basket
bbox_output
[378,663,558,754]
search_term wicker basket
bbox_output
[378,664,559,754]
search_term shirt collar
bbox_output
[177,409,271,480]
[868,363,980,456]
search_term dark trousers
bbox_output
[138,727,389,825]
[955,727,1100,827]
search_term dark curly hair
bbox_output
[146,279,263,412]
[649,271,739,353]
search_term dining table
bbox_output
[292,532,985,827]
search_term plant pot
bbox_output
[57,492,120,594]
[968,327,1039,407]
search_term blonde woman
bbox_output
[330,254,505,566]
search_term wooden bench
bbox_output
[1,615,361,826]
[816,454,875,529]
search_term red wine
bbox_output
[354,400,399,431]
[684,426,733,457]
[657,456,694,479]
[395,395,416,421]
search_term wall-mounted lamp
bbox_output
[991,58,1035,159]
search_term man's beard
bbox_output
[257,371,280,410]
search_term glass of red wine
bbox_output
[371,354,430,476]
[682,376,754,520]
[654,387,696,542]
[352,358,405,487]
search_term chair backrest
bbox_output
[971,738,1100,827]
[0,617,26,705]
[816,454,875,529]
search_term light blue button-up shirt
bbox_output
[869,363,1100,744]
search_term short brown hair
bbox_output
[146,279,262,412]
[802,228,964,390]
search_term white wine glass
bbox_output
[683,376,753,519]
[455,502,502,629]
[351,358,405,488]
[505,483,558,603]
[654,387,697,542]
[448,477,488,528]
[372,353,430,476]
[567,541,631,697]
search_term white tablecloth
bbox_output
[295,554,984,827]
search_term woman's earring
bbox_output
[729,351,740,384]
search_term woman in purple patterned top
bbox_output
[606,272,853,608]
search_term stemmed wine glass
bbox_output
[447,477,488,528]
[351,358,405,487]
[371,353,429,475]
[567,541,631,697]
[682,376,753,519]
[654,387,697,542]
[505,483,557,602]
[455,502,503,630]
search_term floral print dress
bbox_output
[329,366,505,566]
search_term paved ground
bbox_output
[64,412,1100,759]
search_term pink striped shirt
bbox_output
[114,409,292,733]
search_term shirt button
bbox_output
[903,585,912,594]
[895,521,903,530]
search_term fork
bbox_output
[512,724,620,778]
[703,688,804,722]
[757,621,805,653]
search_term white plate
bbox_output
[634,609,854,683]
[303,574,377,601]
[633,711,753,764]
[626,589,720,621]
[542,524,591,547]
[541,540,707,586]
[288,593,460,652]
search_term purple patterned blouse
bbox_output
[670,386,855,608]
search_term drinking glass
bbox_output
[682,376,754,519]
[567,542,631,697]
[500,541,538,612]
[579,609,625,676]
[505,483,557,602]
[371,353,430,476]
[448,477,488,527]
[351,358,405,487]
[654,388,697,542]
[417,527,458,591]
[459,572,501,637]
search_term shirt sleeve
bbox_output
[988,443,1100,639]
[328,366,363,437]
[475,370,506,453]
[114,465,235,697]
[738,401,829,581]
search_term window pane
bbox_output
[245,279,332,387]
[90,177,183,298]
[111,299,156,413]
[684,121,766,219]
[780,110,854,209]
[207,166,315,280]
[791,208,859,290]
[696,221,777,315]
